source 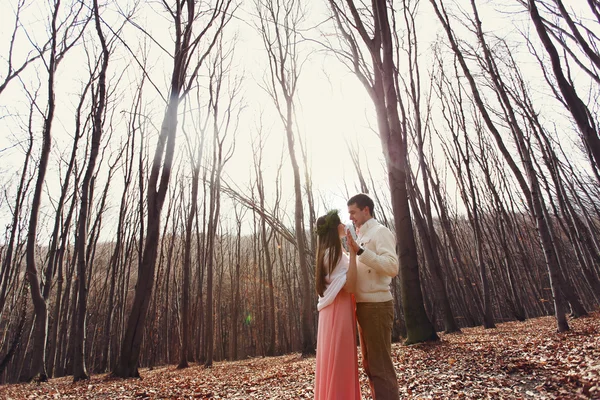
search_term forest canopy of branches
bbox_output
[0,0,599,385]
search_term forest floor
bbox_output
[1,311,599,399]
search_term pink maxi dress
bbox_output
[314,253,361,400]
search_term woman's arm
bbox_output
[343,232,357,293]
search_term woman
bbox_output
[314,210,361,400]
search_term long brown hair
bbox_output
[315,210,342,297]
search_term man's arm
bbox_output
[359,227,399,277]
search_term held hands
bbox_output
[345,231,360,256]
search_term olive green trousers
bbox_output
[356,300,399,400]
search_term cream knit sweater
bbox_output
[354,218,399,303]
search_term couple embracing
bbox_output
[314,194,399,400]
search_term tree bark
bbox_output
[431,0,570,332]
[73,0,109,380]
[113,0,231,376]
[24,0,64,381]
[257,0,315,355]
[178,125,203,369]
[528,0,600,182]
[373,0,438,343]
[113,96,180,378]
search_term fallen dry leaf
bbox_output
[0,312,598,399]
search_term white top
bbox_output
[354,218,399,303]
[317,251,350,311]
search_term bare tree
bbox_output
[72,0,110,381]
[0,0,50,96]
[0,85,36,315]
[395,0,460,333]
[256,0,316,355]
[203,36,241,367]
[428,0,581,331]
[251,125,276,356]
[24,0,86,381]
[113,0,234,378]
[99,76,144,373]
[177,80,209,369]
[228,204,246,360]
[328,0,437,343]
[526,0,600,182]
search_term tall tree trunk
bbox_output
[284,104,315,355]
[399,0,459,334]
[373,0,438,343]
[204,43,238,363]
[256,0,315,355]
[73,0,109,380]
[100,118,137,372]
[0,117,33,315]
[24,0,63,381]
[528,0,600,179]
[328,0,437,343]
[431,0,570,332]
[462,127,495,329]
[204,166,219,367]
[229,207,243,360]
[113,0,230,376]
[179,142,202,369]
[472,193,495,329]
[259,191,276,356]
[253,134,276,355]
[113,95,180,378]
[45,79,89,378]
[407,176,459,333]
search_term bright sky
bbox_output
[0,0,385,240]
[0,0,596,242]
[225,1,381,222]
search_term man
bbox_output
[346,193,399,399]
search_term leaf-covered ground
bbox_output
[2,312,599,399]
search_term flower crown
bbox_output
[315,210,339,237]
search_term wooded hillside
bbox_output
[1,0,599,385]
